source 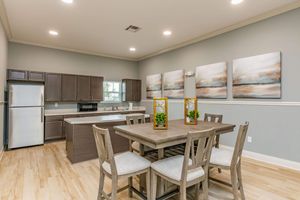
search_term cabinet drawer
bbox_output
[45,115,64,122]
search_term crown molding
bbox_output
[0,0,12,39]
[9,39,138,62]
[138,1,300,61]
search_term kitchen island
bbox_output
[65,113,149,163]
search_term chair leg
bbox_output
[111,175,118,200]
[98,170,105,200]
[151,170,157,200]
[128,177,133,198]
[179,185,187,200]
[195,183,200,200]
[202,177,209,200]
[230,168,239,200]
[237,164,245,200]
[146,169,151,200]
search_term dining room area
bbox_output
[1,0,300,200]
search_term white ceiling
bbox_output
[1,0,300,60]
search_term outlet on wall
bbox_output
[54,103,58,108]
[247,136,252,143]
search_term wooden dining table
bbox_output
[114,119,236,198]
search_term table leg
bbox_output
[157,148,165,197]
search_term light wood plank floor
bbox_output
[0,141,299,200]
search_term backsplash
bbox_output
[45,102,141,110]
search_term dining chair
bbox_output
[209,122,249,200]
[150,128,216,200]
[204,113,223,148]
[92,125,151,200]
[126,114,152,155]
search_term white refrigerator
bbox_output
[8,83,44,149]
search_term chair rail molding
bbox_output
[141,100,300,107]
[220,145,300,172]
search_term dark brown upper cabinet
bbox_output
[62,74,77,102]
[7,69,28,81]
[122,79,141,102]
[45,73,62,102]
[28,71,45,82]
[77,75,91,101]
[91,76,104,101]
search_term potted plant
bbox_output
[187,110,199,123]
[155,112,166,127]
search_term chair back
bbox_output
[92,125,117,174]
[231,122,249,167]
[181,128,215,182]
[204,113,223,123]
[126,114,145,125]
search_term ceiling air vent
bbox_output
[125,25,141,33]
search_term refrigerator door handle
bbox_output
[41,93,44,106]
[41,107,44,123]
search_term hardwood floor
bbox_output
[0,141,299,200]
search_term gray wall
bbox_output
[138,8,300,162]
[0,21,7,152]
[8,42,139,109]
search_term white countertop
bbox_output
[64,113,150,125]
[45,107,146,116]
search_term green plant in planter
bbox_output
[187,110,199,121]
[155,113,166,127]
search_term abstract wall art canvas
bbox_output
[195,62,227,99]
[233,52,281,98]
[146,74,162,99]
[163,69,184,99]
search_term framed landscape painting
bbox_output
[163,70,184,99]
[195,62,227,99]
[146,74,162,99]
[233,52,281,98]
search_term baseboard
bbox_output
[220,145,300,172]
[0,147,3,163]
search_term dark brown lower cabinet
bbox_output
[45,116,64,140]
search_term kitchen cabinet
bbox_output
[45,116,64,140]
[7,69,28,81]
[45,73,62,102]
[122,79,141,102]
[77,76,91,101]
[62,74,77,102]
[91,76,103,101]
[28,71,45,82]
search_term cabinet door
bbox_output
[77,76,91,101]
[125,79,133,101]
[7,69,28,81]
[45,73,62,102]
[28,71,45,82]
[62,74,77,102]
[45,121,63,140]
[91,76,103,101]
[134,80,141,101]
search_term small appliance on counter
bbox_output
[8,83,44,149]
[78,103,98,112]
[128,102,133,111]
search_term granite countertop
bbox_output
[44,107,146,116]
[64,113,150,125]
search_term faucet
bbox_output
[112,106,119,111]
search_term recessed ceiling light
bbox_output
[49,30,59,36]
[163,30,172,36]
[129,47,136,52]
[231,0,244,5]
[61,0,73,4]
